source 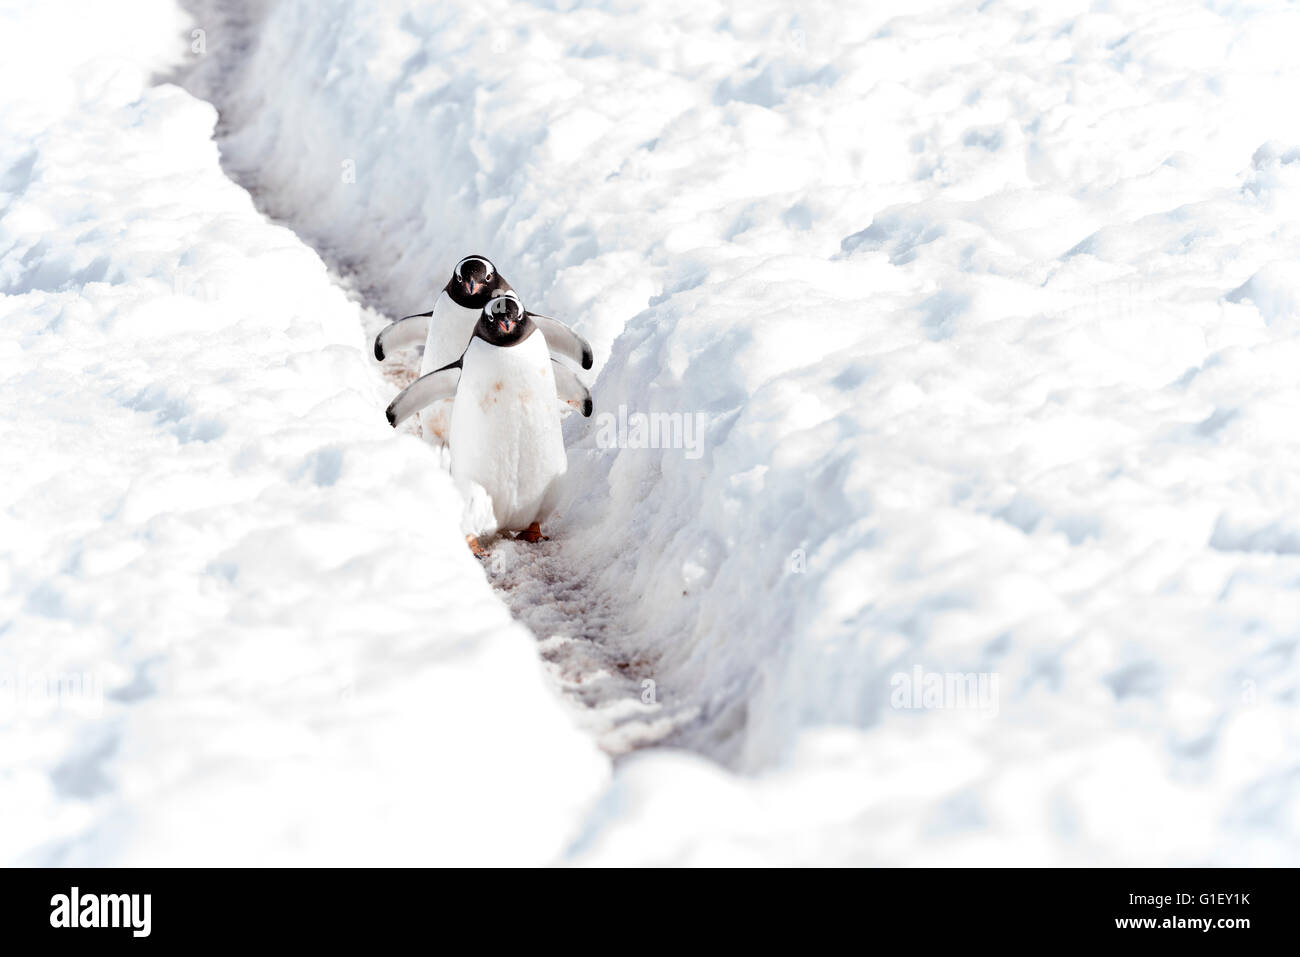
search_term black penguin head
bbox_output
[446,255,502,308]
[475,292,536,347]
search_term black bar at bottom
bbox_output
[0,866,1287,944]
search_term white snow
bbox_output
[0,0,605,866]
[4,0,1300,864]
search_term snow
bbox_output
[0,0,605,865]
[4,0,1300,864]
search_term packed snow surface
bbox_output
[0,0,605,866]
[4,0,1300,864]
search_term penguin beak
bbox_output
[497,317,517,334]
[464,279,482,295]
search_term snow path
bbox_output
[316,265,688,756]
[174,1,691,757]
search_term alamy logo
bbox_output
[594,404,706,460]
[890,666,1000,717]
[0,671,103,718]
[50,887,151,938]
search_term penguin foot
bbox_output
[466,534,489,557]
[515,522,548,543]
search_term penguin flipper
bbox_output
[530,313,594,370]
[551,359,593,417]
[386,363,461,427]
[374,311,433,361]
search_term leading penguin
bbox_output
[386,292,592,553]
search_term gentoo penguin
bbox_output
[373,255,508,363]
[386,292,591,553]
[394,256,511,442]
[373,257,594,372]
[373,255,594,442]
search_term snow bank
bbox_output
[183,0,1300,864]
[0,0,605,865]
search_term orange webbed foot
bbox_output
[515,522,548,543]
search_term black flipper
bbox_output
[385,360,462,427]
[373,311,433,361]
[530,313,594,370]
[551,360,593,417]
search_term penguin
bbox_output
[406,256,511,443]
[373,256,594,372]
[373,255,508,364]
[386,292,591,553]
[374,257,595,374]
[373,255,594,443]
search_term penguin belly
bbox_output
[449,334,567,535]
[417,290,481,444]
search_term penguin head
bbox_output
[447,255,501,307]
[476,292,535,347]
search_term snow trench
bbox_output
[176,1,697,757]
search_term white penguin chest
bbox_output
[421,291,481,374]
[450,333,567,529]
